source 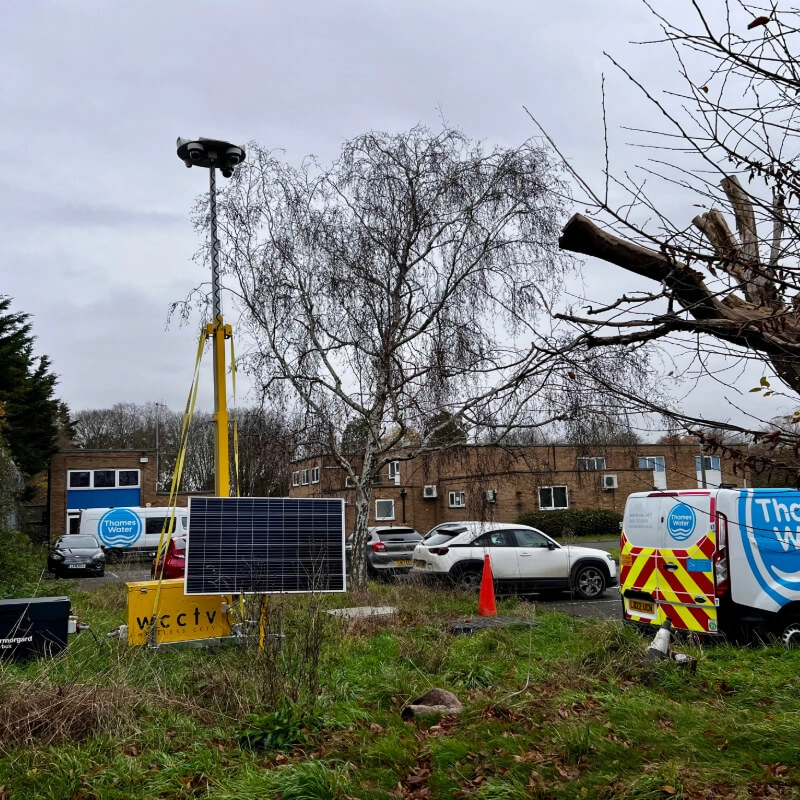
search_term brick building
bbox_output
[48,449,201,541]
[289,443,736,534]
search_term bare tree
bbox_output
[235,407,298,497]
[204,125,576,591]
[531,2,800,480]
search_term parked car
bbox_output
[151,534,186,580]
[47,534,105,578]
[345,526,423,579]
[411,521,617,599]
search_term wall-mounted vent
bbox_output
[422,485,438,499]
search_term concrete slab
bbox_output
[327,606,398,620]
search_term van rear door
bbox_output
[622,492,718,633]
[621,493,661,626]
[653,492,717,634]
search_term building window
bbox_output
[345,476,357,488]
[449,491,466,508]
[68,471,90,488]
[577,457,606,471]
[696,456,721,471]
[539,486,569,510]
[301,469,309,486]
[291,471,300,487]
[388,460,400,480]
[93,470,116,488]
[375,499,395,520]
[119,470,140,487]
[639,456,665,472]
[67,469,140,490]
[311,467,320,484]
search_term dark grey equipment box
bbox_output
[0,597,71,661]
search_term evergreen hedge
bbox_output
[516,509,622,539]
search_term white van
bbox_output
[621,488,800,645]
[74,506,188,562]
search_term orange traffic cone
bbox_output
[478,554,497,617]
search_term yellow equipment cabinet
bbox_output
[126,579,233,646]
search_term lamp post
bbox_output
[176,137,246,497]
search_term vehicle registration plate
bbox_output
[628,598,654,615]
[394,559,412,566]
[68,564,86,569]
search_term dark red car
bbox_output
[151,535,186,580]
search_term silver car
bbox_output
[346,526,423,579]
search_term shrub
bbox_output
[516,509,622,539]
[0,527,47,597]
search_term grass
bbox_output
[0,574,798,798]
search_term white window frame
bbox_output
[375,498,395,521]
[449,490,466,508]
[345,475,357,488]
[696,456,721,471]
[388,460,400,479]
[577,457,606,471]
[639,456,666,472]
[301,469,309,485]
[311,466,320,484]
[538,485,569,510]
[67,469,141,490]
[291,471,300,487]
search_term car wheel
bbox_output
[573,564,606,600]
[455,566,483,593]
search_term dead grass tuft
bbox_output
[0,682,142,750]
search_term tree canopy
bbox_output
[538,2,800,482]
[0,297,63,479]
[203,124,575,589]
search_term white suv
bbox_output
[411,521,617,599]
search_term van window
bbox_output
[145,516,179,534]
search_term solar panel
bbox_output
[185,497,346,595]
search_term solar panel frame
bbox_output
[185,497,346,595]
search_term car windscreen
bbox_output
[376,529,421,542]
[60,535,99,548]
[424,527,467,547]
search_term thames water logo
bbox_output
[741,493,800,601]
[666,503,696,541]
[98,508,141,548]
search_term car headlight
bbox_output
[51,553,65,561]
[91,554,104,562]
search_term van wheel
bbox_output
[105,549,122,564]
[777,619,800,649]
[573,565,606,600]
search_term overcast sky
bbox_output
[1,1,779,430]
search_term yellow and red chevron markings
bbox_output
[620,532,718,633]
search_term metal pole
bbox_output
[208,164,230,497]
[209,166,222,321]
